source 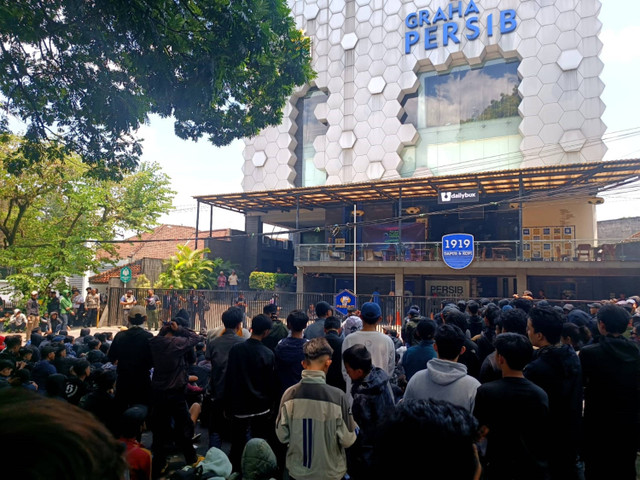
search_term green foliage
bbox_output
[274,273,293,288]
[135,274,152,289]
[0,136,175,296]
[156,245,215,290]
[207,258,239,285]
[0,0,314,177]
[249,272,276,291]
[463,86,520,123]
[248,271,292,290]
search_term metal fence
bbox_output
[104,288,601,330]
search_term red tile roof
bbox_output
[98,224,229,261]
[89,263,142,284]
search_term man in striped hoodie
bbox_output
[276,337,357,480]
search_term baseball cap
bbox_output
[360,302,382,321]
[562,304,574,312]
[128,305,147,319]
[31,291,38,296]
[587,302,602,309]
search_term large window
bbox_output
[401,59,521,178]
[295,89,328,187]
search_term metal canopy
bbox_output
[194,159,640,213]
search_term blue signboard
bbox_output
[442,234,475,269]
[335,289,356,316]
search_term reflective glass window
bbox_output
[295,89,328,187]
[401,59,521,178]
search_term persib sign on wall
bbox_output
[404,0,517,54]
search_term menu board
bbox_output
[522,226,574,260]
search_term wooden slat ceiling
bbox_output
[194,159,640,213]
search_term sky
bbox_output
[142,1,640,231]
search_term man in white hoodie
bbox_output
[404,324,480,412]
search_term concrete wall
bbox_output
[597,217,640,242]
[523,199,596,241]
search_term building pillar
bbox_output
[296,267,305,293]
[516,270,528,296]
[394,270,404,297]
[245,215,263,271]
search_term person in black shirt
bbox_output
[474,333,549,480]
[107,306,153,412]
[580,304,640,480]
[524,306,582,480]
[323,316,346,391]
[224,314,278,471]
[443,308,481,379]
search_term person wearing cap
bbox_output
[107,305,153,411]
[401,305,424,347]
[25,291,40,339]
[341,302,395,401]
[587,302,601,319]
[304,301,334,340]
[119,289,137,326]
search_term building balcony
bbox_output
[295,239,640,265]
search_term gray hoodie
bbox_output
[403,358,481,412]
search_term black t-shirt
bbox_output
[474,377,550,480]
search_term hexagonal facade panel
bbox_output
[241,0,606,191]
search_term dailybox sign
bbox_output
[438,189,479,204]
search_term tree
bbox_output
[155,245,215,290]
[0,0,314,178]
[0,136,175,295]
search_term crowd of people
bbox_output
[2,287,106,337]
[0,291,639,480]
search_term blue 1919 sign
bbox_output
[442,234,474,269]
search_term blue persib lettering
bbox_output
[404,1,517,54]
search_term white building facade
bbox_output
[242,0,606,191]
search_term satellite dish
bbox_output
[405,206,421,214]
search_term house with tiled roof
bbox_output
[97,224,226,263]
[90,225,231,287]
